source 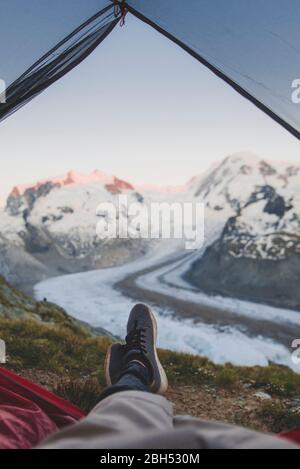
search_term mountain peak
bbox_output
[8,169,131,199]
[222,152,261,167]
[6,170,136,216]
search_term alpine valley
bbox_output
[1,152,300,314]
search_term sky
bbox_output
[1,12,300,203]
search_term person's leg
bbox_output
[39,304,172,449]
[38,391,174,449]
[39,394,297,449]
[98,360,150,401]
[99,302,168,400]
[38,304,298,449]
[172,416,298,450]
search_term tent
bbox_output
[0,368,85,449]
[0,0,300,449]
[0,0,300,139]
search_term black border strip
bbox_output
[126,3,300,141]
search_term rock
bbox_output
[254,392,272,401]
[242,383,253,390]
[290,405,300,415]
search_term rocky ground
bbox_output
[17,366,300,435]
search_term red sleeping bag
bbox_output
[282,428,300,446]
[0,368,86,449]
[0,367,299,449]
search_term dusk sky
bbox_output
[1,13,300,204]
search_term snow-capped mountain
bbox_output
[186,153,300,311]
[6,170,135,216]
[2,152,300,310]
[0,170,149,291]
[187,152,300,259]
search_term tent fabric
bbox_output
[0,1,120,123]
[282,428,300,446]
[126,0,300,140]
[0,0,300,138]
[0,368,86,449]
[1,1,300,138]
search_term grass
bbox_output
[0,274,108,338]
[1,308,300,434]
[1,317,300,396]
[159,349,300,397]
[0,318,111,381]
[258,401,300,433]
[55,379,102,413]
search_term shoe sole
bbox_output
[144,305,168,395]
[104,342,125,387]
[104,344,113,387]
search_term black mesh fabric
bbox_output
[126,0,300,140]
[0,1,120,122]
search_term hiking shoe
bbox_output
[104,304,168,394]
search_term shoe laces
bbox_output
[124,320,146,355]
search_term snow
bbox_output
[35,237,300,372]
[5,152,300,262]
[190,153,300,219]
[135,223,300,328]
[12,169,116,197]
[4,152,300,372]
[0,209,25,244]
[137,257,300,327]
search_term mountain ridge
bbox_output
[0,169,148,291]
[2,152,300,306]
[185,154,300,311]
